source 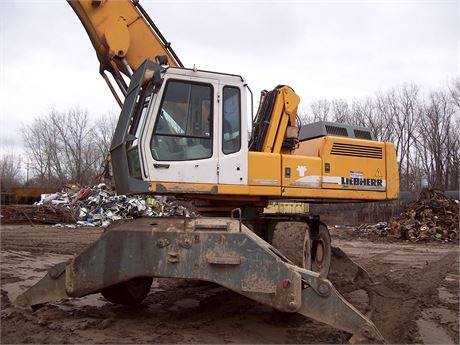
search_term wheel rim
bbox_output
[316,240,324,265]
[303,233,312,270]
[311,223,331,277]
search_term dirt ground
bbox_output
[1,224,458,344]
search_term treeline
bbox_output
[300,80,460,191]
[20,108,117,188]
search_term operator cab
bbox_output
[126,66,249,187]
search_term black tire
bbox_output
[311,222,331,277]
[101,277,153,305]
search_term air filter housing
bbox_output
[299,121,375,141]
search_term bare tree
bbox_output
[415,91,455,189]
[0,153,22,191]
[349,99,368,127]
[23,108,117,187]
[397,84,421,190]
[23,116,58,186]
[310,99,331,122]
[93,113,118,162]
[449,117,460,189]
[449,78,460,108]
[331,99,350,123]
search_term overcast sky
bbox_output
[0,0,458,156]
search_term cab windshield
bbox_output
[151,80,213,161]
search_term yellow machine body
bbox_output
[68,0,400,205]
[149,139,399,202]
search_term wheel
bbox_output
[101,277,153,305]
[311,222,331,277]
[271,221,311,269]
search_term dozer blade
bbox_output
[15,217,384,343]
[330,246,373,290]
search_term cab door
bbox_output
[141,76,219,184]
[217,84,248,185]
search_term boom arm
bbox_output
[249,86,301,154]
[68,0,183,106]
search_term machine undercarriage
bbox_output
[16,216,383,343]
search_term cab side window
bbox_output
[222,86,241,154]
[151,80,213,161]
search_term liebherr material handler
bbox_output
[16,1,400,343]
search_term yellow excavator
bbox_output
[16,1,399,343]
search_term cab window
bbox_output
[151,80,213,161]
[222,86,241,154]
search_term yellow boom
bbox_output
[68,0,183,106]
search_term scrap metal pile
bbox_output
[354,189,459,242]
[1,184,195,227]
[390,189,459,242]
[0,204,74,225]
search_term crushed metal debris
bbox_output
[1,184,195,227]
[0,205,74,225]
[353,189,459,242]
[353,222,390,238]
[390,189,458,242]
